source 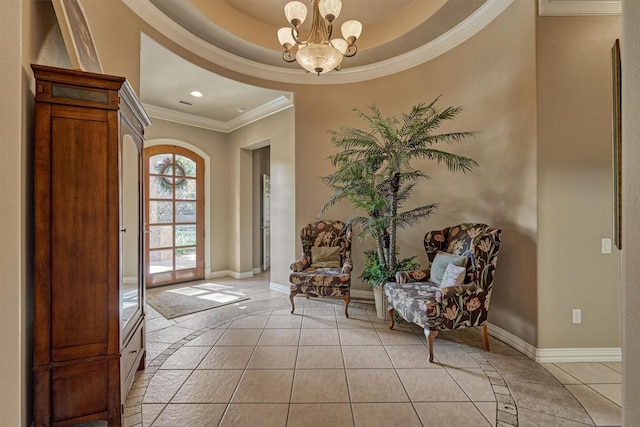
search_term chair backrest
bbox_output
[300,220,352,263]
[424,223,501,291]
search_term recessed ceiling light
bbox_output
[190,91,203,97]
[236,106,246,113]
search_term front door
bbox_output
[144,145,204,287]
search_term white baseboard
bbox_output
[351,289,374,300]
[207,270,254,279]
[270,282,289,294]
[253,267,262,274]
[487,322,538,360]
[536,347,622,363]
[487,323,622,363]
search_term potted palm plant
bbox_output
[319,97,478,318]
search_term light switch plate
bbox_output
[601,238,612,254]
[573,309,581,324]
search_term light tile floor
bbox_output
[119,273,621,427]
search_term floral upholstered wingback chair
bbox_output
[289,220,352,317]
[384,223,501,362]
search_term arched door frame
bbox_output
[145,138,212,278]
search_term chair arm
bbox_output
[435,283,477,304]
[396,269,430,284]
[290,256,310,272]
[342,257,352,274]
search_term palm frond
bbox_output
[319,97,478,261]
[396,204,439,228]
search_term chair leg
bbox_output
[342,296,350,318]
[289,292,296,314]
[482,323,490,352]
[424,328,438,363]
[388,308,395,330]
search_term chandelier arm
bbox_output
[344,44,357,58]
[291,27,300,45]
[282,50,297,62]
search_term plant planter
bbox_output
[373,285,388,320]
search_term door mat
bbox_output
[146,280,250,319]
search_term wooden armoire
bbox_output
[32,64,151,427]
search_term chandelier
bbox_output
[277,0,362,75]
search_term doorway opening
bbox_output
[252,145,271,273]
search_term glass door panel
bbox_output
[144,146,204,287]
[121,134,142,332]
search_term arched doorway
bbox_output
[144,145,205,287]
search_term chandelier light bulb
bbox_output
[341,20,362,42]
[278,27,296,48]
[331,38,348,55]
[318,0,342,23]
[284,1,307,27]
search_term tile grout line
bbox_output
[457,338,518,427]
[128,298,516,427]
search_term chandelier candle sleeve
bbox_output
[278,0,362,75]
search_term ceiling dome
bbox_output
[124,0,514,84]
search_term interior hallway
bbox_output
[122,273,622,427]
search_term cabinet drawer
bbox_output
[121,322,144,399]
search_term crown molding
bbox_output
[143,95,292,133]
[225,95,293,132]
[124,0,513,85]
[143,104,227,132]
[538,0,621,16]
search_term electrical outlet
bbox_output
[572,309,581,324]
[601,238,612,254]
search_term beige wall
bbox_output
[291,0,539,343]
[3,1,75,424]
[537,16,622,349]
[227,108,296,286]
[1,1,24,426]
[621,1,640,422]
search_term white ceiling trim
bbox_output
[225,95,293,132]
[143,96,293,133]
[124,0,513,85]
[335,0,514,84]
[538,0,621,16]
[144,103,227,131]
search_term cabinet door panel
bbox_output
[51,359,108,422]
[50,112,109,355]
